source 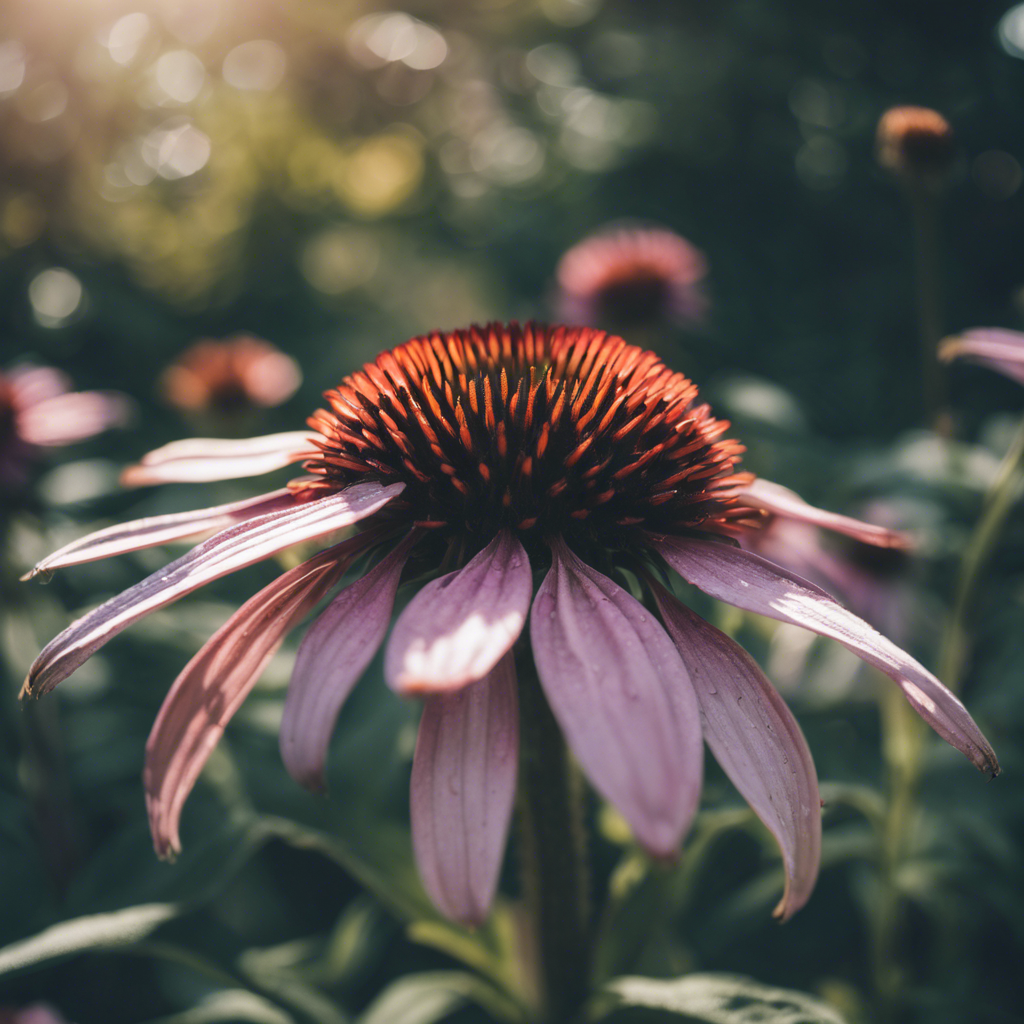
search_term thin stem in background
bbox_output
[515,651,591,1024]
[909,187,947,433]
[938,412,1024,692]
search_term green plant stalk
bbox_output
[871,682,926,1022]
[909,187,947,431]
[938,413,1024,692]
[515,652,591,1023]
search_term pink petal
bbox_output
[652,583,821,920]
[8,365,72,405]
[145,542,360,857]
[385,531,532,694]
[120,431,319,486]
[22,489,298,580]
[740,478,910,549]
[653,536,999,776]
[939,328,1024,385]
[16,391,132,447]
[410,652,518,927]
[280,532,418,791]
[529,539,703,857]
[22,481,404,698]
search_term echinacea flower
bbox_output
[940,328,1024,385]
[876,106,956,186]
[22,323,997,928]
[556,227,707,327]
[0,364,130,491]
[159,335,302,416]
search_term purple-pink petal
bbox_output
[652,583,821,920]
[146,544,356,857]
[530,538,703,857]
[740,478,910,550]
[22,481,404,698]
[16,391,133,447]
[280,532,418,791]
[653,535,999,776]
[939,328,1024,386]
[22,489,298,580]
[120,431,319,486]
[385,530,532,694]
[410,652,518,927]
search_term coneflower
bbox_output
[22,323,996,939]
[1,364,130,492]
[556,227,707,327]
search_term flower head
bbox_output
[876,106,956,186]
[0,364,130,491]
[159,335,301,416]
[556,227,707,327]
[23,323,997,927]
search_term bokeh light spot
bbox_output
[335,133,424,215]
[101,13,151,66]
[155,50,206,104]
[0,41,26,94]
[999,3,1024,58]
[142,119,211,179]
[29,268,84,327]
[973,150,1023,200]
[301,228,381,294]
[348,13,447,71]
[223,41,288,91]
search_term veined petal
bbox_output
[740,479,910,549]
[939,328,1024,385]
[17,392,133,447]
[22,489,298,580]
[653,583,821,920]
[145,541,361,857]
[411,652,518,927]
[653,536,999,776]
[120,431,319,486]
[530,538,703,857]
[22,482,404,698]
[385,530,532,694]
[280,531,418,791]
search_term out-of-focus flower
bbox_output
[940,328,1024,386]
[876,106,956,187]
[159,335,302,416]
[0,1004,71,1024]
[556,226,707,327]
[0,364,130,490]
[23,324,997,927]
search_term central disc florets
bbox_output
[305,323,759,556]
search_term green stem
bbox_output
[871,683,925,1022]
[909,187,947,432]
[937,413,1024,692]
[515,652,591,1023]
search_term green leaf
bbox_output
[0,903,179,976]
[601,974,847,1023]
[141,990,297,1024]
[358,971,525,1024]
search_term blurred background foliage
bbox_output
[2,0,1024,1022]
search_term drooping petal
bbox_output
[740,478,910,550]
[145,540,362,857]
[410,652,518,927]
[120,431,319,486]
[385,530,532,694]
[16,392,133,447]
[652,583,821,920]
[939,328,1024,386]
[280,532,419,791]
[22,489,298,580]
[22,482,404,698]
[530,538,703,857]
[653,536,1000,776]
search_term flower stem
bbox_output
[938,412,1024,692]
[515,653,591,1023]
[909,187,947,432]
